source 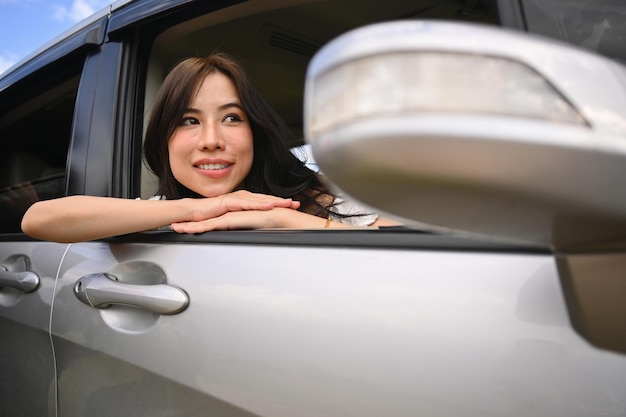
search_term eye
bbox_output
[223,114,244,124]
[180,116,199,126]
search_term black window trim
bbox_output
[2,228,551,254]
[107,0,247,39]
[496,0,526,30]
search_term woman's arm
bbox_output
[170,207,399,233]
[21,192,299,243]
[171,208,346,232]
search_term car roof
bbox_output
[0,0,133,83]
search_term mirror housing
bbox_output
[304,21,626,251]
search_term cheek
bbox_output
[241,136,254,172]
[244,135,254,159]
[167,137,187,177]
[168,134,182,157]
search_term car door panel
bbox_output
[0,241,69,416]
[51,239,626,417]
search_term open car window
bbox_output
[139,0,501,200]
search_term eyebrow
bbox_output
[184,103,245,114]
[219,102,245,112]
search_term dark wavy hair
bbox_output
[143,53,335,217]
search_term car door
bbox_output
[51,231,626,417]
[31,0,626,415]
[0,22,104,413]
[0,240,67,416]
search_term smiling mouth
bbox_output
[195,163,231,170]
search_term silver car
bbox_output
[1,0,626,416]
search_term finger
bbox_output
[171,219,222,234]
[173,210,269,233]
[222,194,297,211]
[270,198,300,209]
[172,211,245,233]
[250,195,300,209]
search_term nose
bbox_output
[197,121,224,150]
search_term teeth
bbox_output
[196,163,229,170]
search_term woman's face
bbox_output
[168,72,254,197]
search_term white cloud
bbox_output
[0,54,17,76]
[53,0,109,23]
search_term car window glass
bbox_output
[139,0,501,199]
[0,65,81,233]
[521,0,626,64]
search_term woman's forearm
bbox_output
[21,196,194,243]
[170,207,354,233]
[21,192,300,243]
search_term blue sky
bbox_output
[0,0,111,75]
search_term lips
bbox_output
[195,163,231,170]
[192,159,234,179]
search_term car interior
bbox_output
[0,65,79,232]
[140,0,500,197]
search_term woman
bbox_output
[21,53,394,243]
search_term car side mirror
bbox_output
[304,21,626,355]
[304,20,626,251]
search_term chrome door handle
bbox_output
[74,272,189,315]
[0,267,40,293]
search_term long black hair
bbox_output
[143,53,334,217]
